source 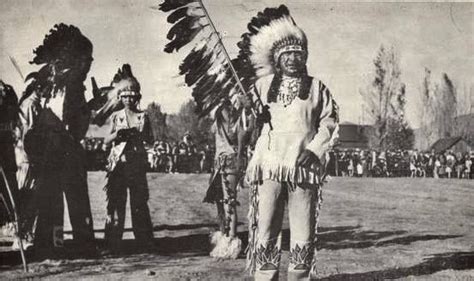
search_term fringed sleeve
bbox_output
[305,82,339,160]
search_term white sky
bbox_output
[1,0,473,127]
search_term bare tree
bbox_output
[418,68,438,149]
[360,45,413,150]
[457,82,473,116]
[453,83,474,143]
[436,73,457,138]
[417,69,465,149]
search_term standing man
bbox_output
[171,141,180,173]
[183,133,198,173]
[0,81,19,235]
[16,79,43,248]
[103,64,154,254]
[22,24,95,257]
[245,14,339,280]
[203,100,252,259]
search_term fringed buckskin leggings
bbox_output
[217,153,242,237]
[247,180,322,281]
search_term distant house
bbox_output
[454,113,474,145]
[335,122,371,150]
[430,136,473,154]
[414,113,474,150]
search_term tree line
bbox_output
[146,100,213,148]
[146,44,472,152]
[360,45,472,151]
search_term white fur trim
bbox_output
[209,231,242,259]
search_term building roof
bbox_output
[337,124,371,141]
[454,113,474,144]
[335,123,371,149]
[336,141,369,149]
[430,136,466,153]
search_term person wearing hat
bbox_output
[243,9,339,281]
[103,64,154,253]
[19,24,96,257]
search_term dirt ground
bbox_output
[1,173,473,280]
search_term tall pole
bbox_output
[198,0,246,97]
[0,166,28,272]
[198,0,272,130]
[9,56,25,81]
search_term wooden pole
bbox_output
[198,0,273,130]
[0,166,28,272]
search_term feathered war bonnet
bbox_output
[112,64,142,100]
[22,24,93,103]
[248,14,308,78]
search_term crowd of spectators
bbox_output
[327,149,473,179]
[145,137,214,174]
[81,134,215,173]
[81,137,473,179]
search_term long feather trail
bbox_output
[159,0,196,12]
[184,48,220,86]
[179,45,207,75]
[159,1,291,120]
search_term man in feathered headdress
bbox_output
[244,10,339,281]
[159,2,337,278]
[20,24,95,257]
[0,81,19,233]
[102,64,155,254]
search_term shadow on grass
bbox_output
[260,226,460,252]
[315,227,461,251]
[0,225,463,270]
[63,222,244,234]
[0,232,215,268]
[320,251,474,280]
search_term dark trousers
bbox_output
[104,162,153,250]
[34,148,95,252]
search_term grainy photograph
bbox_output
[0,0,473,280]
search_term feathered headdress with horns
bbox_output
[159,1,304,118]
[89,64,142,126]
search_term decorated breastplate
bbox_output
[267,75,313,105]
[277,77,301,107]
[115,110,145,132]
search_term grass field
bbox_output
[1,173,473,280]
